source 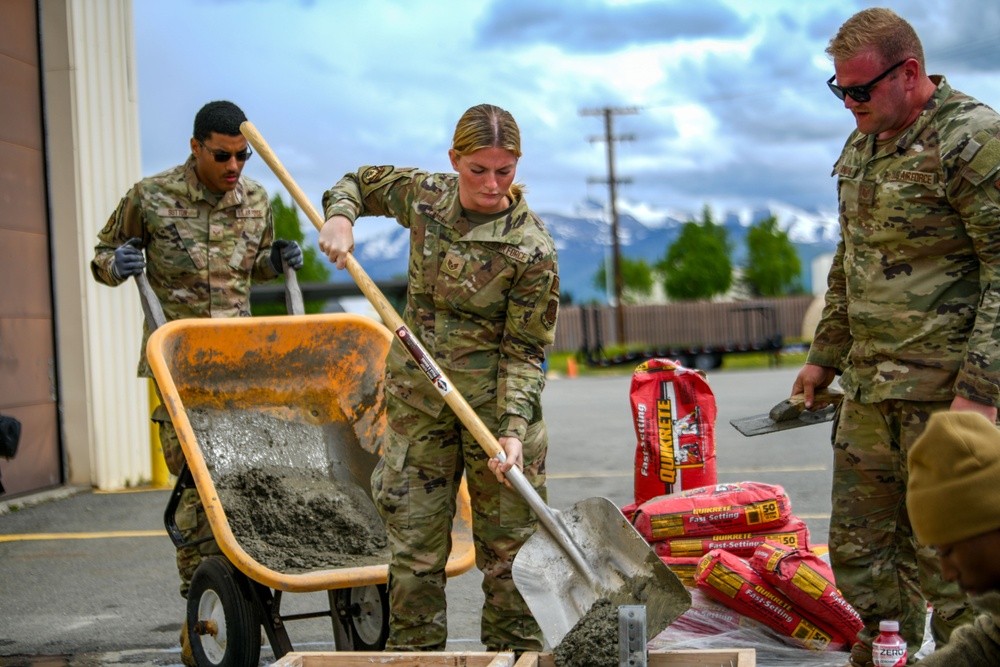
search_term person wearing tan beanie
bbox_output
[907,411,1000,666]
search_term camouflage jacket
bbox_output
[809,77,1000,406]
[91,156,277,377]
[323,166,560,440]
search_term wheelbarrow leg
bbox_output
[163,462,216,550]
[248,582,294,659]
[328,589,352,651]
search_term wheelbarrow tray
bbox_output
[146,313,476,593]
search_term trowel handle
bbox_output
[770,388,843,422]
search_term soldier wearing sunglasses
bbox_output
[790,8,1000,667]
[90,99,302,667]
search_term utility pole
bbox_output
[581,105,637,346]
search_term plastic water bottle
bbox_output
[872,620,907,667]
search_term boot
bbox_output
[181,619,196,667]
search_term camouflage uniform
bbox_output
[92,155,277,597]
[323,166,560,651]
[809,76,1000,655]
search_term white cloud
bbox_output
[132,0,1000,233]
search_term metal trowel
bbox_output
[730,388,843,437]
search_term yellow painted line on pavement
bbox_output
[0,529,167,543]
[548,465,827,479]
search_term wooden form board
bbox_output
[270,648,756,667]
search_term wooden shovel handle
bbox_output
[240,121,502,459]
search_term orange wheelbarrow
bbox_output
[140,272,476,667]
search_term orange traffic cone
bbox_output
[567,357,578,378]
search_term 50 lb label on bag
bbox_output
[633,482,791,540]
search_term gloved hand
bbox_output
[111,238,145,280]
[270,239,304,274]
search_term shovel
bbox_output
[730,388,843,437]
[240,121,691,649]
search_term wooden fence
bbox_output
[550,295,816,355]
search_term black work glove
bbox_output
[111,238,145,280]
[270,239,304,274]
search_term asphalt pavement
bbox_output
[0,364,836,666]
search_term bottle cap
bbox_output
[879,620,900,633]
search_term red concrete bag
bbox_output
[750,540,864,644]
[652,516,810,559]
[695,549,850,651]
[632,481,792,541]
[628,359,718,508]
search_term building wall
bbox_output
[41,0,150,490]
[0,0,61,495]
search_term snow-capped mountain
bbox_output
[305,201,840,304]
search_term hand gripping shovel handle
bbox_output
[238,121,589,571]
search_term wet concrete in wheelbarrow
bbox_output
[188,407,389,574]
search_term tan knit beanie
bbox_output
[907,411,1000,546]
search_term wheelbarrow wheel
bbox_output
[186,556,261,667]
[334,584,389,650]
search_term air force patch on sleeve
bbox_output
[361,166,393,184]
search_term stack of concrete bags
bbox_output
[631,481,862,651]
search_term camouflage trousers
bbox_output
[371,394,545,652]
[152,384,221,599]
[829,397,974,657]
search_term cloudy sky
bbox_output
[133,0,1000,239]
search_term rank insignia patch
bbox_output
[442,253,465,278]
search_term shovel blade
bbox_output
[512,496,691,650]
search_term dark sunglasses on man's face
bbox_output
[197,139,252,163]
[827,60,907,103]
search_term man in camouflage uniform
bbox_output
[91,100,302,663]
[318,104,559,653]
[793,9,1000,666]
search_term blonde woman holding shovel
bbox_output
[318,103,560,653]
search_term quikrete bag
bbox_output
[657,555,702,588]
[750,540,864,644]
[695,549,850,651]
[653,516,810,559]
[628,359,717,507]
[632,481,791,541]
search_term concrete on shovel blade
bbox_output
[511,496,691,650]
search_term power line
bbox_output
[580,105,638,345]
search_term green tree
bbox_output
[593,256,654,304]
[743,216,802,296]
[657,206,732,300]
[252,193,331,316]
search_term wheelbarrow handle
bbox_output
[282,261,305,316]
[240,121,501,458]
[134,272,167,332]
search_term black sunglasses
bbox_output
[827,60,907,103]
[197,139,252,163]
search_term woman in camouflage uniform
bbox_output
[318,104,559,653]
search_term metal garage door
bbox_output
[0,0,63,497]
